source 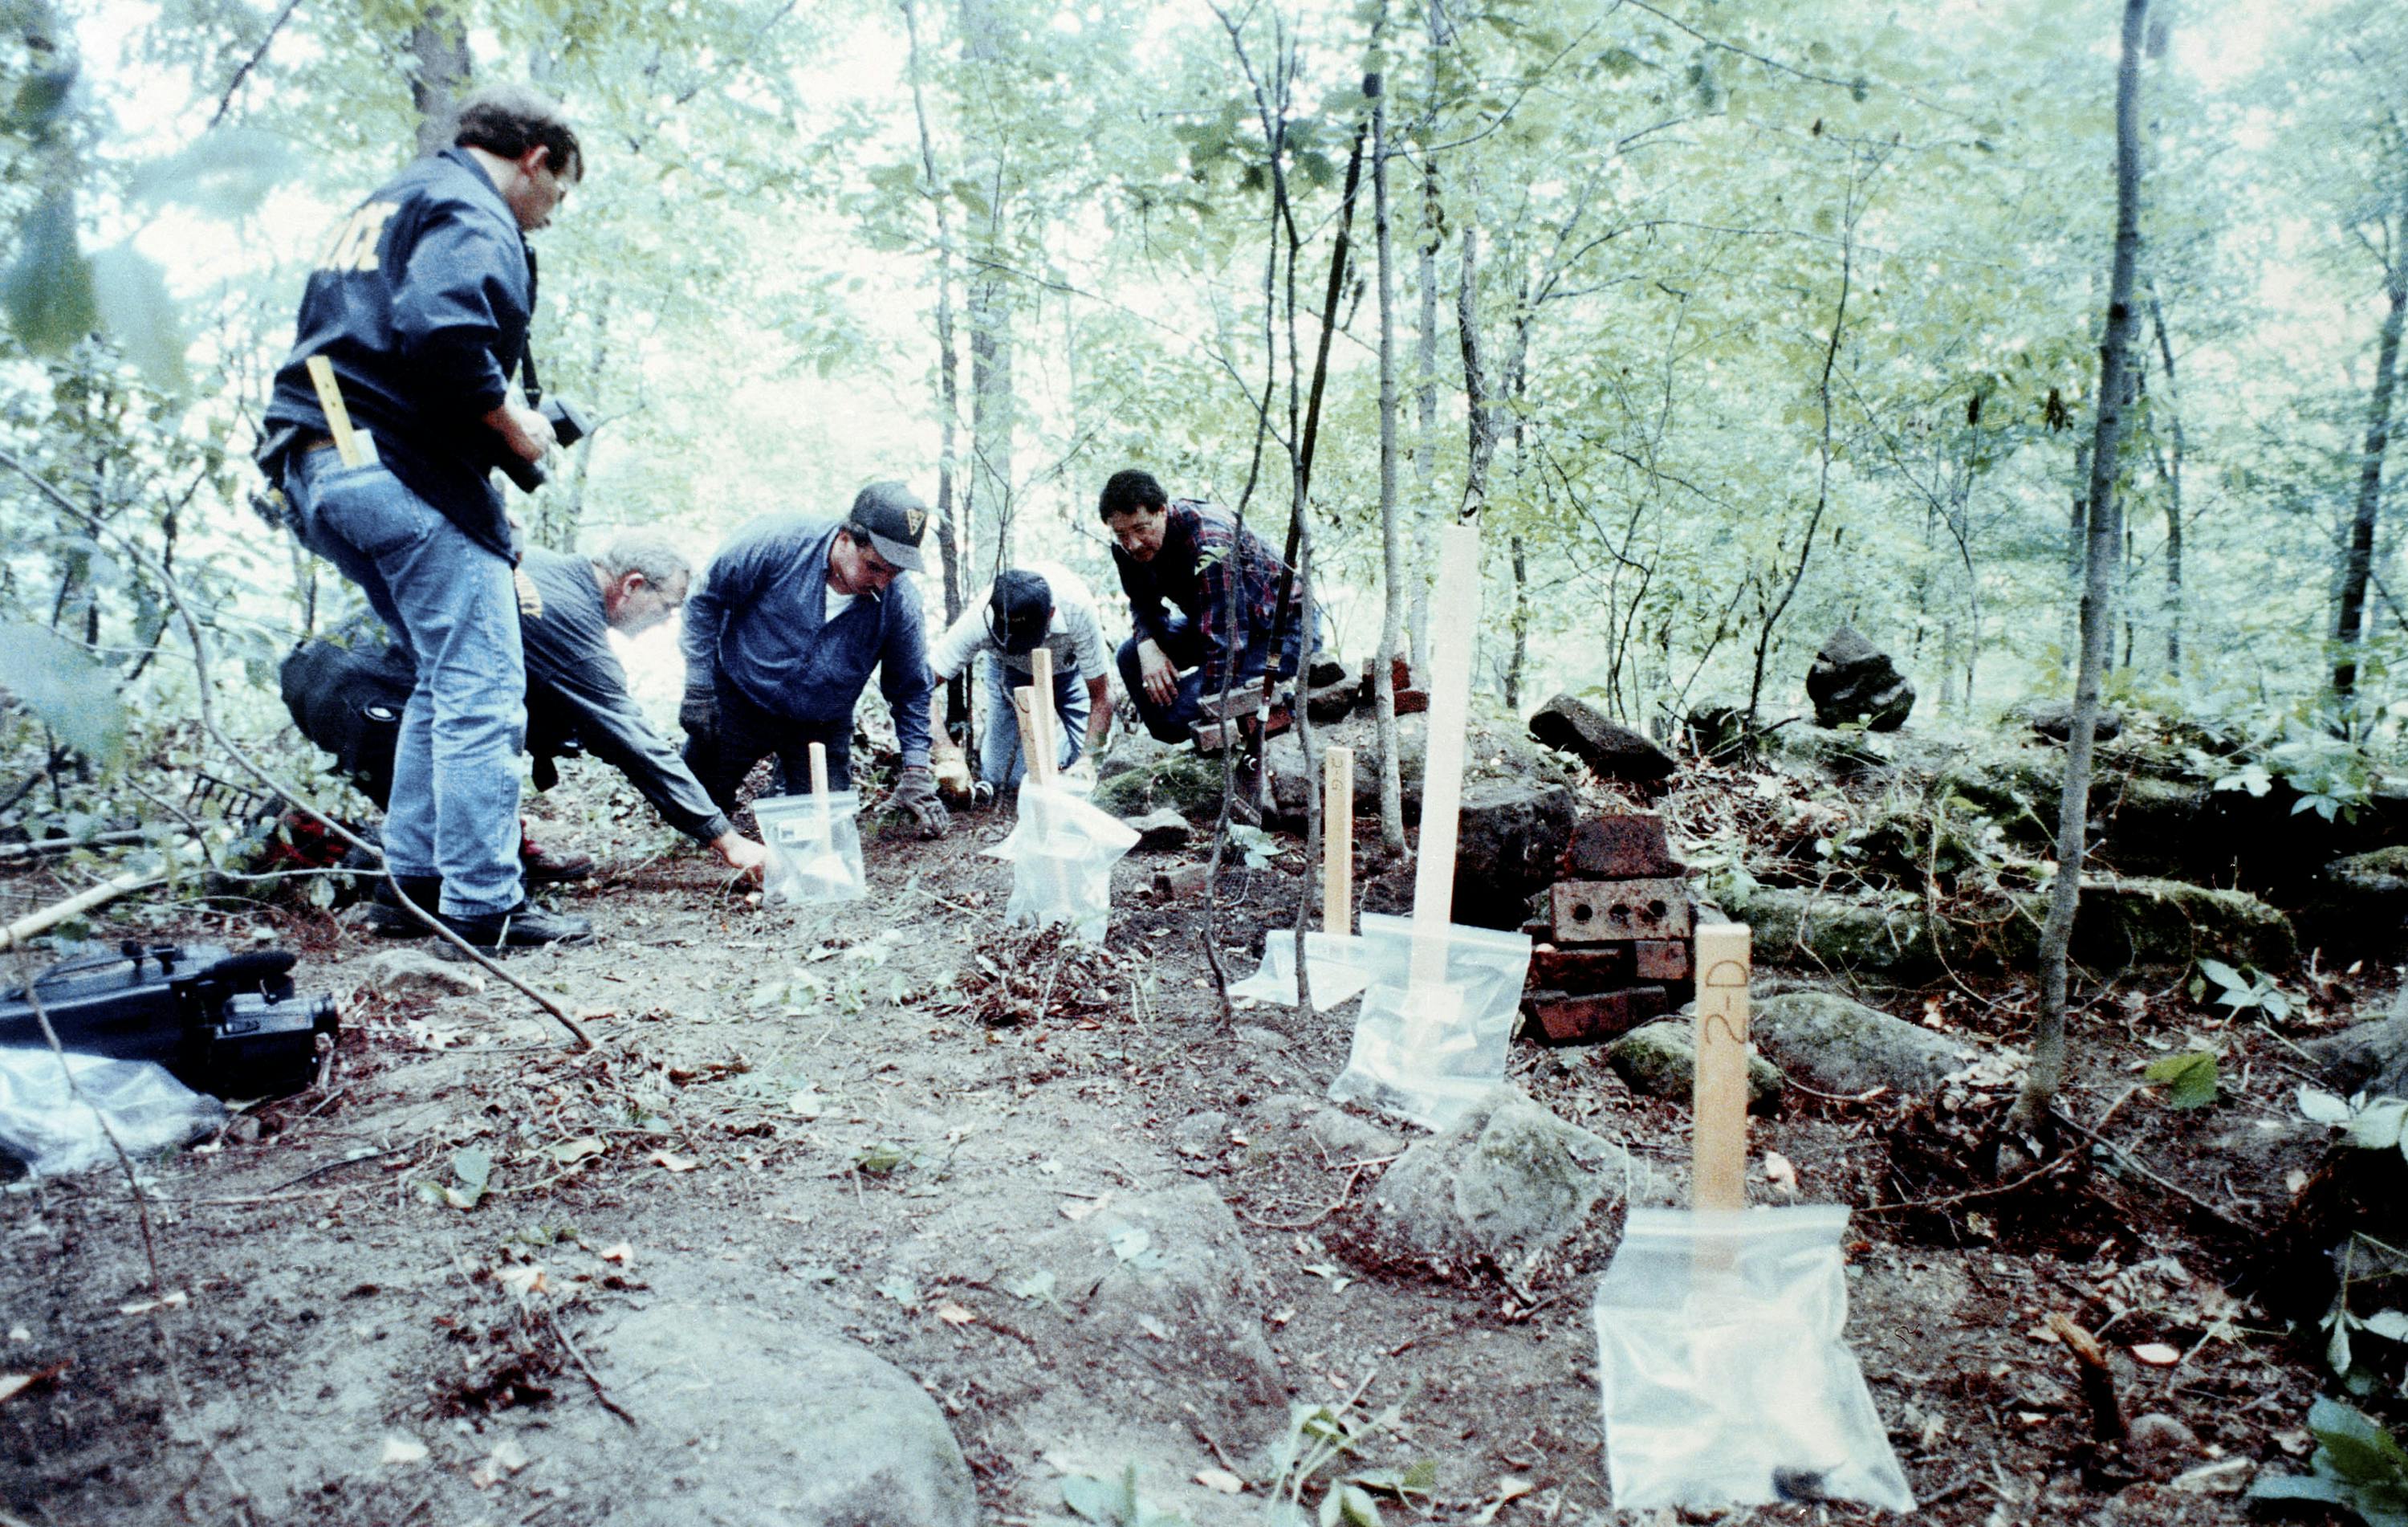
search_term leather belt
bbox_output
[296,433,340,454]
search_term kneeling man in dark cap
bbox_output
[677,483,950,837]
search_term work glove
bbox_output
[678,689,718,743]
[929,747,977,804]
[893,764,950,839]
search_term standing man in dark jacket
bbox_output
[1097,468,1308,744]
[257,84,586,949]
[678,483,951,837]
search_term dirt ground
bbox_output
[0,764,2373,1526]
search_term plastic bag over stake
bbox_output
[1589,925,1913,1513]
[1327,915,1531,1131]
[983,781,1137,942]
[755,788,867,906]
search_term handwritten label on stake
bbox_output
[1691,923,1752,1213]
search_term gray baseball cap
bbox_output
[847,481,930,572]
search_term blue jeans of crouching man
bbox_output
[283,448,527,917]
[1115,609,1313,746]
[978,650,1088,790]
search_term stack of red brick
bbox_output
[1520,812,1694,1045]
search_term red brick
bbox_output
[1560,814,1685,878]
[1532,944,1634,990]
[1522,985,1670,1045]
[1392,688,1429,716]
[1633,939,1690,981]
[1549,878,1691,943]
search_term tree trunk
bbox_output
[902,0,966,630]
[2017,0,2154,1126]
[2148,294,2184,671]
[1457,219,1497,517]
[2333,269,2407,703]
[958,0,1013,580]
[1507,535,1527,708]
[1369,47,1406,855]
[409,11,470,155]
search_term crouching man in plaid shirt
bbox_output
[1096,468,1312,745]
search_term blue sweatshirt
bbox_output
[680,515,934,767]
[258,147,535,561]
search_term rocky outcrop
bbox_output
[1805,626,1915,731]
[1605,1020,1785,1111]
[1752,991,1983,1096]
[1451,780,1580,931]
[1527,694,1677,784]
[1358,1086,1655,1281]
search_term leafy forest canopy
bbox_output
[1,0,2404,776]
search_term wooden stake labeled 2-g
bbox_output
[1691,922,1753,1212]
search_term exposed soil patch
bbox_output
[0,767,2381,1525]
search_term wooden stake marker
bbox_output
[1691,922,1752,1213]
[1026,647,1060,788]
[807,739,832,839]
[1324,744,1353,935]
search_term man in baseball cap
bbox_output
[678,481,950,837]
[921,561,1115,797]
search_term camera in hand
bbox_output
[495,396,590,494]
[0,942,340,1099]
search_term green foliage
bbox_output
[2144,1049,2219,1110]
[0,621,125,765]
[1259,1391,1430,1527]
[2247,1398,2408,1527]
[2194,958,2293,1022]
[1060,1464,1192,1527]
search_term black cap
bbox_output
[846,481,929,572]
[987,570,1052,655]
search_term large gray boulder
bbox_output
[993,1184,1281,1438]
[1805,625,1915,731]
[562,1309,976,1527]
[2304,999,2408,1099]
[1359,1086,1655,1282]
[1752,991,1983,1096]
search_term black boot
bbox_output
[367,876,443,939]
[436,899,595,952]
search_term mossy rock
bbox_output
[2064,875,2296,971]
[2326,845,2408,897]
[1716,879,1949,981]
[1605,1020,1784,1113]
[1093,752,1225,816]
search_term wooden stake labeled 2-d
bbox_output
[1324,743,1353,936]
[1691,922,1753,1212]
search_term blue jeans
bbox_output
[284,448,526,916]
[978,651,1086,789]
[1117,610,1312,745]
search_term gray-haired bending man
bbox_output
[511,534,771,882]
[289,530,771,935]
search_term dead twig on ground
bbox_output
[2048,1104,2252,1233]
[1857,1150,2077,1216]
[542,1311,638,1428]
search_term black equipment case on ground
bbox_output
[0,942,340,1099]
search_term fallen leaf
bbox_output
[1195,1468,1246,1494]
[2129,1342,2182,1366]
[380,1435,429,1465]
[1762,1150,1800,1194]
[1138,1314,1170,1341]
[1473,1476,1532,1523]
[470,1435,529,1487]
[546,1137,604,1165]
[117,1291,188,1316]
[1004,1271,1056,1301]
[1060,1193,1112,1221]
[788,1089,824,1118]
[0,1362,67,1404]
[649,1150,697,1172]
[495,1265,549,1297]
[599,1243,634,1264]
[936,1301,976,1326]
